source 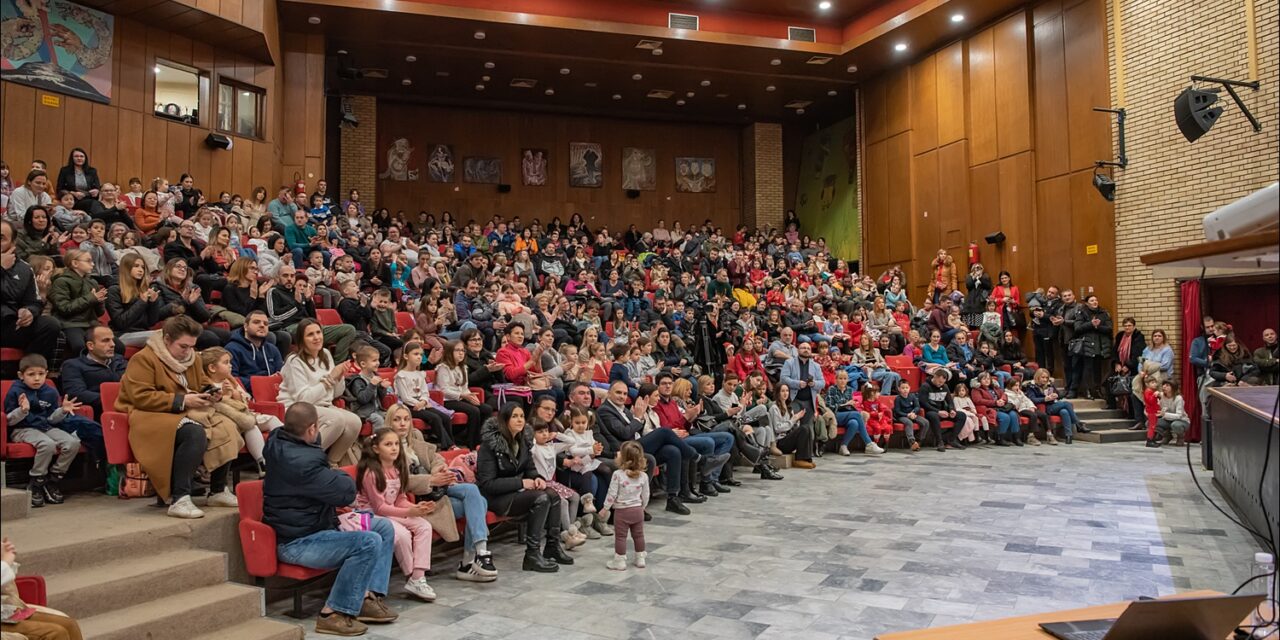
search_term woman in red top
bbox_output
[992,270,1022,329]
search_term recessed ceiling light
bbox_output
[766,85,776,92]
[716,93,729,98]
[770,58,782,66]
[632,73,643,80]
[652,49,663,56]
[818,1,832,9]
[797,108,806,114]
[700,80,711,87]
[738,103,747,110]
[827,90,838,96]
[560,68,571,75]
[473,30,485,40]
[475,83,485,90]
[676,99,686,105]
[307,16,321,24]
[585,82,598,87]
[686,91,695,97]
[545,88,555,95]
[436,71,450,77]
[894,42,908,52]
[612,94,622,100]
[402,78,412,86]
[846,64,858,73]
[482,75,491,81]
[950,13,965,22]
[405,55,416,62]
[336,49,348,55]
[484,61,495,69]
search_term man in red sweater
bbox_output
[652,373,733,496]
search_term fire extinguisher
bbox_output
[968,242,980,266]
[294,173,306,196]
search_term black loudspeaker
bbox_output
[1174,87,1223,142]
[1093,172,1116,201]
[984,231,1006,245]
[625,189,640,199]
[496,184,511,193]
[204,133,233,150]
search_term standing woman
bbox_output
[962,263,992,328]
[992,271,1022,333]
[106,253,164,347]
[436,340,494,449]
[476,403,572,572]
[1141,328,1175,377]
[929,249,957,304]
[277,318,362,466]
[56,148,101,210]
[1110,317,1146,420]
[1071,295,1113,400]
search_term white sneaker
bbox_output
[838,445,851,456]
[204,487,239,508]
[865,442,885,455]
[606,554,628,571]
[167,495,205,519]
[580,493,597,514]
[404,577,436,602]
[634,551,647,568]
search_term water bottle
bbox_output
[1254,552,1278,639]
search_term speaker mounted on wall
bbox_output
[984,231,1006,245]
[204,133,233,150]
[625,189,640,199]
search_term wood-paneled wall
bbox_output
[375,103,743,232]
[280,32,327,187]
[1,16,323,200]
[858,0,1117,309]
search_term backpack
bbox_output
[118,462,155,500]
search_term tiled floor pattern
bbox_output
[273,441,1265,639]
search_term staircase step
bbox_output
[1076,407,1129,420]
[1,487,29,520]
[79,582,265,640]
[47,549,228,620]
[1076,425,1150,444]
[190,618,305,640]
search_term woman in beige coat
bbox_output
[116,315,243,519]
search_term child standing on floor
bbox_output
[3,355,90,508]
[530,422,590,549]
[1143,377,1163,448]
[857,384,895,449]
[200,347,282,471]
[356,428,437,602]
[600,441,650,571]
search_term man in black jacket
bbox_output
[918,370,966,452]
[0,221,61,364]
[60,325,126,418]
[265,403,398,636]
[596,381,700,514]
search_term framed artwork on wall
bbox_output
[521,148,547,186]
[568,142,603,188]
[675,157,716,193]
[621,147,656,191]
[0,0,114,103]
[463,156,502,184]
[426,144,455,182]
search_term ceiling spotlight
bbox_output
[482,75,491,81]
[652,49,663,56]
[484,61,495,69]
[951,13,965,22]
[894,42,908,52]
[336,49,348,55]
[473,30,486,40]
[686,91,695,97]
[676,99,686,105]
[770,58,782,66]
[405,55,416,62]
[797,108,806,114]
[737,103,747,110]
[560,68,571,75]
[307,16,321,24]
[632,73,643,80]
[475,83,485,90]
[846,64,858,73]
[766,85,776,92]
[401,78,412,86]
[819,1,832,9]
[545,88,555,95]
[700,80,711,87]
[612,94,622,100]
[827,90,838,96]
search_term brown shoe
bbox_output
[910,441,921,452]
[793,460,816,469]
[316,612,368,636]
[357,596,398,623]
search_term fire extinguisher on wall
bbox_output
[968,242,980,266]
[294,173,307,197]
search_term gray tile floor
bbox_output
[274,441,1266,639]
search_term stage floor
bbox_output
[272,441,1264,640]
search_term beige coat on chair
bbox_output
[401,428,460,542]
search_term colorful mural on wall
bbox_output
[794,115,859,262]
[1,0,113,103]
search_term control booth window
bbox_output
[153,61,206,125]
[218,81,265,140]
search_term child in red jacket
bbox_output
[1143,377,1162,447]
[857,384,895,447]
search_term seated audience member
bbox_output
[278,318,362,466]
[0,220,61,362]
[436,339,494,449]
[60,325,127,421]
[344,345,392,430]
[1026,367,1081,444]
[355,427,438,603]
[496,324,562,407]
[116,315,243,519]
[918,369,967,452]
[267,264,358,361]
[226,310,286,389]
[78,218,118,282]
[153,258,230,349]
[476,403,573,572]
[7,170,54,226]
[16,204,63,261]
[200,346,281,470]
[1,538,85,640]
[596,381,701,514]
[3,354,96,508]
[105,253,164,347]
[766,383,816,468]
[263,402,399,636]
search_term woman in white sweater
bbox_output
[278,318,361,466]
[1155,380,1189,446]
[437,340,494,448]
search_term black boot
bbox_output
[1145,439,1161,448]
[43,473,66,504]
[1076,421,1091,434]
[29,476,46,508]
[699,481,719,497]
[521,496,560,572]
[994,432,1011,447]
[755,463,783,480]
[543,529,575,565]
[678,460,705,504]
[1012,432,1024,447]
[665,496,691,515]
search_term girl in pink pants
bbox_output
[357,428,437,602]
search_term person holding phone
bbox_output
[278,318,362,467]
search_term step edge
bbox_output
[76,582,264,636]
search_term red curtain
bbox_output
[1181,280,1203,442]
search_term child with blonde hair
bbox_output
[600,441,650,571]
[200,347,282,470]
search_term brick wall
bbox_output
[339,95,378,206]
[1107,0,1279,362]
[742,122,784,231]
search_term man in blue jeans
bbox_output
[652,373,734,498]
[264,402,399,636]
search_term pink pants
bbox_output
[613,506,646,556]
[386,515,433,576]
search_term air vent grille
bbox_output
[805,56,832,65]
[361,68,388,79]
[636,39,664,50]
[510,78,538,88]
[784,99,813,109]
[788,26,816,42]
[669,13,699,30]
[646,89,674,99]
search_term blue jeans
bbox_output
[867,369,903,395]
[447,482,489,552]
[995,410,1016,435]
[842,366,869,388]
[60,415,106,463]
[797,333,830,344]
[291,246,331,267]
[837,410,871,446]
[276,517,394,616]
[1045,401,1078,436]
[686,432,733,481]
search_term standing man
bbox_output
[1056,289,1082,397]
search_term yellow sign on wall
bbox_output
[1086,244,1099,255]
[41,94,60,108]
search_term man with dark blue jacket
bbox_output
[60,325,127,418]
[264,402,398,636]
[227,311,284,390]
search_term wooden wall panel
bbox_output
[221,0,242,26]
[91,104,120,185]
[166,122,191,183]
[911,150,940,298]
[937,140,970,244]
[910,55,938,155]
[997,152,1035,281]
[62,99,94,161]
[864,140,889,267]
[2,84,36,173]
[885,69,911,139]
[116,20,146,113]
[967,28,998,166]
[32,99,65,169]
[864,78,889,144]
[1035,175,1073,290]
[993,12,1032,158]
[303,35,325,161]
[252,141,278,194]
[968,161,1001,270]
[1069,168,1115,307]
[886,132,913,262]
[1063,0,1112,172]
[936,42,967,145]
[141,114,168,183]
[1033,12,1070,180]
[117,110,145,185]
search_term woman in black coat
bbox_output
[961,263,992,328]
[56,147,101,210]
[1071,294,1113,400]
[475,404,571,573]
[1109,317,1146,420]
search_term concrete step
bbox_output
[190,618,305,640]
[1076,408,1129,422]
[1,487,29,520]
[47,549,228,620]
[79,582,265,640]
[1076,420,1149,444]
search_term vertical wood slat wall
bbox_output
[859,0,1116,310]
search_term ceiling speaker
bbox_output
[1174,87,1223,142]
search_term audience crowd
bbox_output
[2,152,1277,636]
